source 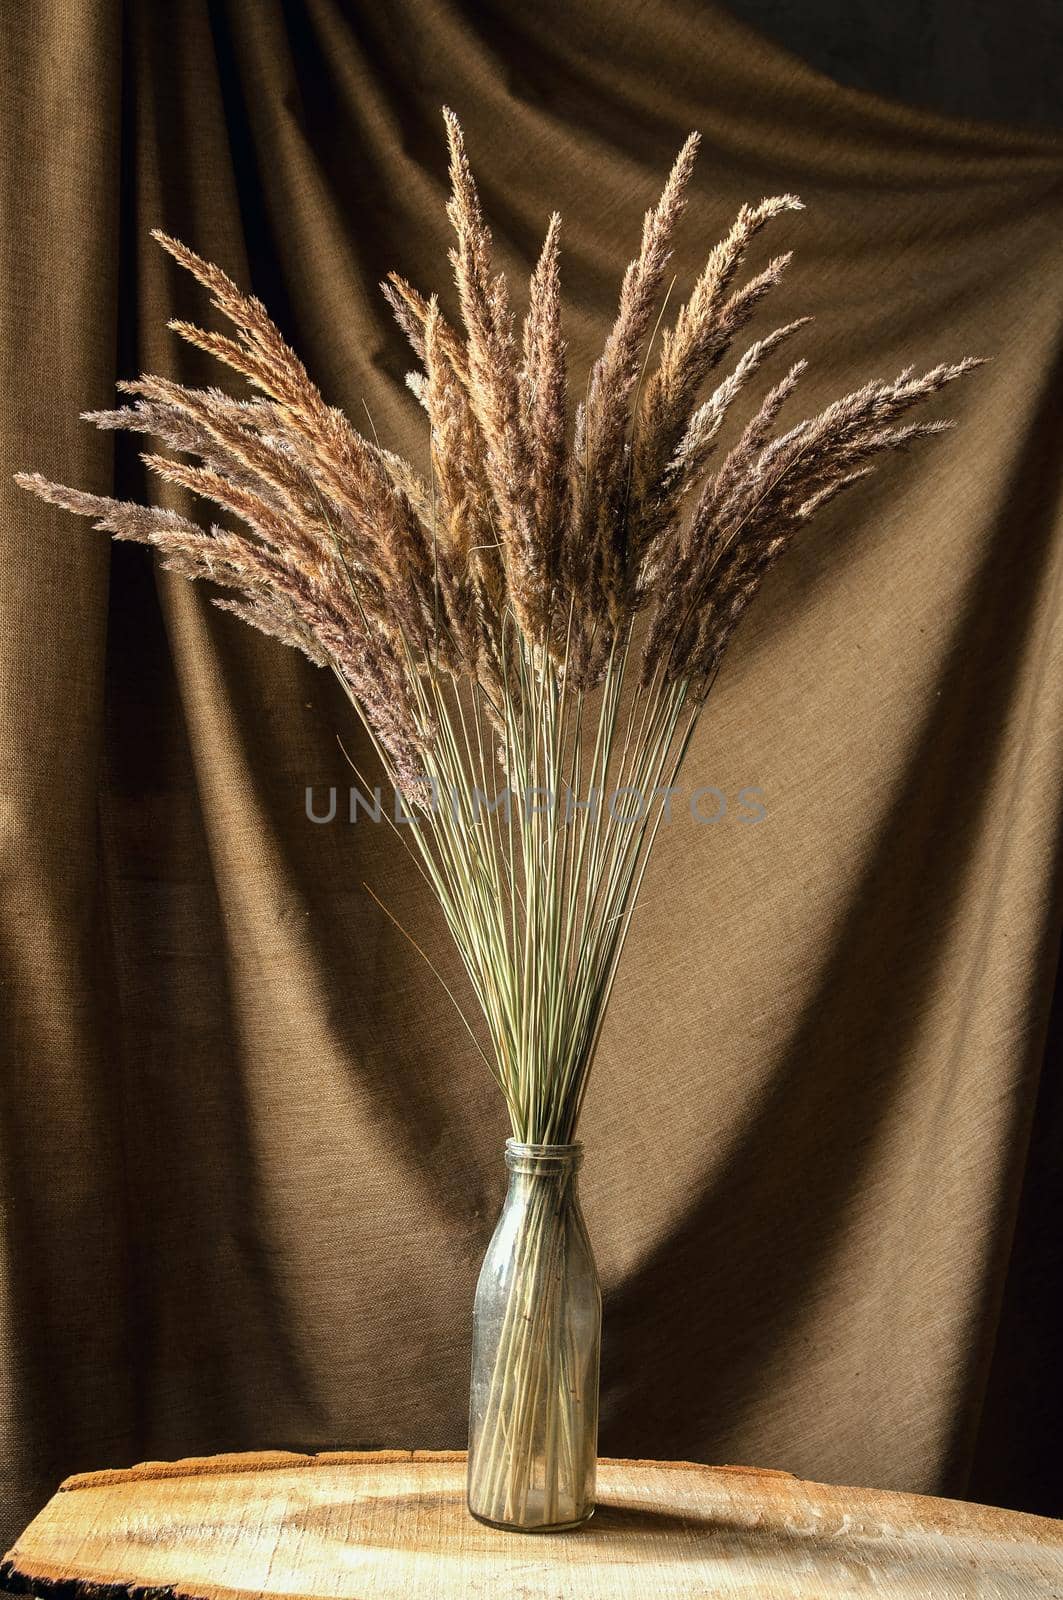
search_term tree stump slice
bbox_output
[2,1449,1062,1599]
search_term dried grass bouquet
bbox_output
[17,111,980,1531]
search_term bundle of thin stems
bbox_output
[17,112,980,1143]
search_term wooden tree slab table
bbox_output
[3,1449,1062,1599]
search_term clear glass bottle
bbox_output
[467,1140,601,1532]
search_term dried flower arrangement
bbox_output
[17,112,980,1532]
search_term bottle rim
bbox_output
[505,1138,583,1156]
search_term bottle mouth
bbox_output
[505,1138,584,1172]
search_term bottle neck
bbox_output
[504,1139,583,1182]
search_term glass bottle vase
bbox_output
[467,1140,601,1532]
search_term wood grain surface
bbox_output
[2,1449,1062,1599]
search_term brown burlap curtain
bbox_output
[2,0,1061,1548]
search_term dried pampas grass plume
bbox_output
[15,110,983,1138]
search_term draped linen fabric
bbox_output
[2,0,1061,1547]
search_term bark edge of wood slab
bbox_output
[3,1449,1062,1600]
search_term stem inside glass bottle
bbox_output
[467,1141,600,1531]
